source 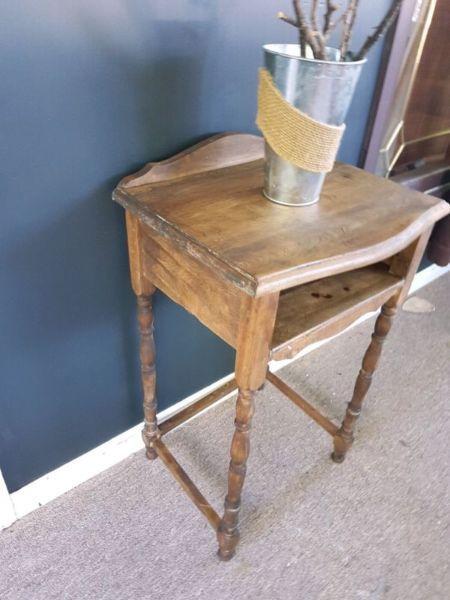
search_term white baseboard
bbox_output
[10,372,235,522]
[0,470,16,529]
[408,263,450,294]
[2,263,449,530]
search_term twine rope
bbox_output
[256,68,345,173]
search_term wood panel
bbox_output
[271,264,403,361]
[125,212,155,296]
[122,133,264,188]
[389,229,433,305]
[140,222,243,348]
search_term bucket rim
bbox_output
[263,43,367,66]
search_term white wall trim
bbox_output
[408,262,450,294]
[2,263,449,530]
[0,469,16,529]
[10,372,235,522]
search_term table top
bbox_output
[114,133,449,296]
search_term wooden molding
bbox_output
[120,133,264,188]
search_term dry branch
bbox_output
[354,0,402,60]
[311,0,320,33]
[278,1,325,59]
[340,0,359,58]
[311,0,326,58]
[277,10,306,56]
[277,11,297,28]
[276,0,402,62]
[292,0,308,57]
[323,1,340,38]
[292,0,325,59]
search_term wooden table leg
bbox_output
[126,211,160,460]
[332,231,432,463]
[332,299,397,463]
[216,386,256,560]
[137,293,159,460]
[217,294,279,560]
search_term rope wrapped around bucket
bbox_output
[256,68,345,173]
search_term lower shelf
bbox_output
[271,263,403,361]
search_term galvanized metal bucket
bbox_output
[263,44,366,206]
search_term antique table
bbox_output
[113,133,449,560]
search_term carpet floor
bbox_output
[1,274,449,600]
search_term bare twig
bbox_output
[277,11,297,28]
[311,0,319,32]
[277,10,306,56]
[354,0,403,60]
[292,0,307,57]
[292,0,325,59]
[340,0,359,58]
[276,0,403,63]
[311,0,326,58]
[339,1,352,56]
[347,0,359,37]
[323,1,340,38]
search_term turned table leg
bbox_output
[217,294,279,560]
[137,294,159,460]
[217,387,256,560]
[332,300,397,463]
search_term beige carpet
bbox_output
[1,274,449,600]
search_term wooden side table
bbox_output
[113,133,449,560]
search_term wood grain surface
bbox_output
[271,263,403,360]
[114,134,449,297]
[115,133,450,560]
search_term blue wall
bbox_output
[0,1,391,493]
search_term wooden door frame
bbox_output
[361,0,435,173]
